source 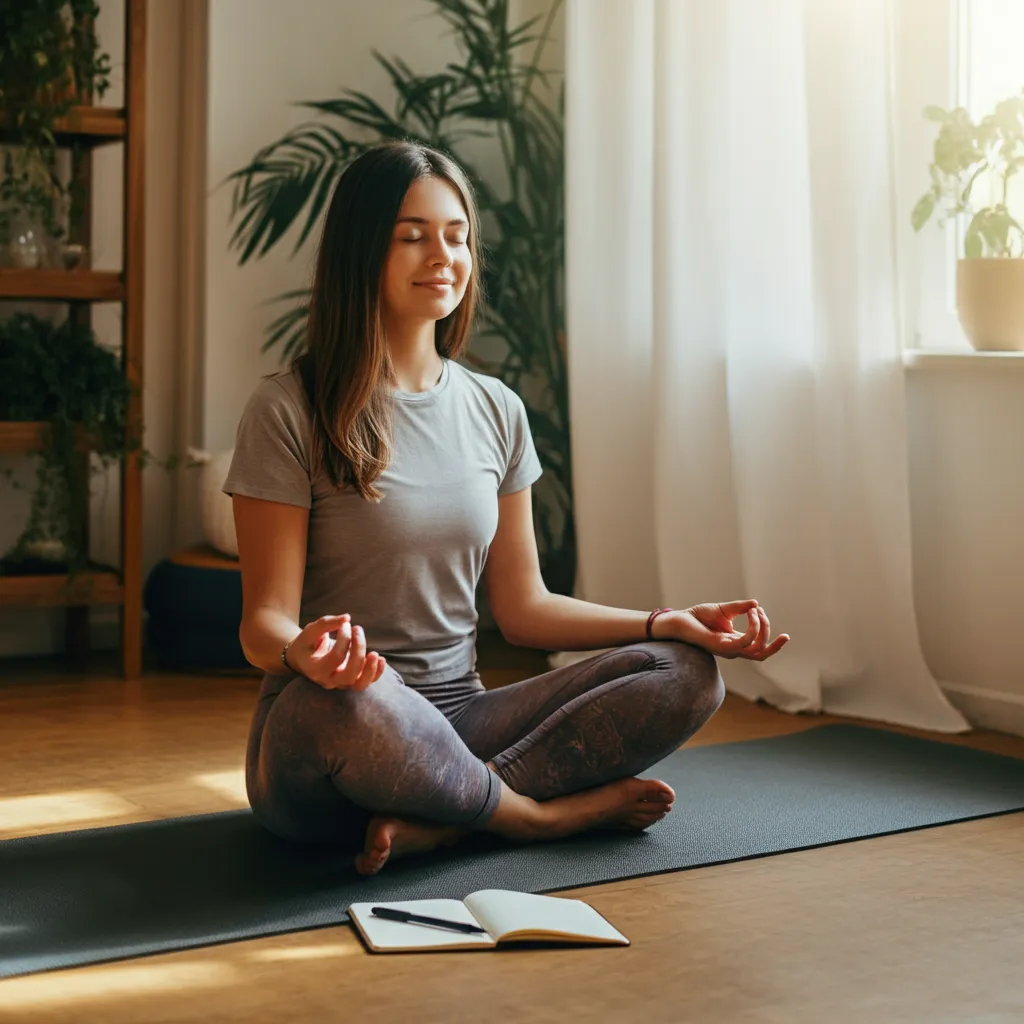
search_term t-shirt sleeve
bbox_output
[498,385,544,496]
[222,377,313,509]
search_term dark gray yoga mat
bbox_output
[3,724,1024,978]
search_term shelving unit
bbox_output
[0,0,146,678]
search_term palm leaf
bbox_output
[226,0,573,593]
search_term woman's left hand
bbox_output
[656,600,790,661]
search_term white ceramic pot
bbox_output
[192,448,239,558]
[956,258,1024,352]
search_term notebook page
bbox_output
[348,899,495,951]
[464,890,628,944]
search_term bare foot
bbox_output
[527,777,676,841]
[354,817,468,876]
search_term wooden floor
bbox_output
[1,640,1023,1023]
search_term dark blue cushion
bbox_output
[143,559,243,632]
[146,619,250,672]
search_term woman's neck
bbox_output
[387,319,445,393]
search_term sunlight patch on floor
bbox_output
[191,770,248,805]
[247,942,358,962]
[0,961,235,1011]
[0,790,139,834]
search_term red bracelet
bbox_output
[646,607,673,639]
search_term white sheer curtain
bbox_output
[560,0,969,732]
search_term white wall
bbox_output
[907,364,1024,733]
[1,0,544,658]
[206,0,496,449]
[204,0,559,450]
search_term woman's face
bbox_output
[381,175,472,324]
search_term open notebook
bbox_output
[348,889,629,953]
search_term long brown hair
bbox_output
[294,141,482,501]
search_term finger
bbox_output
[352,652,381,691]
[718,599,759,620]
[746,634,790,661]
[755,606,771,653]
[374,657,387,682]
[737,608,761,648]
[335,623,368,685]
[310,613,350,638]
[317,620,353,676]
[316,613,350,625]
[303,613,350,659]
[758,634,790,659]
[717,614,760,657]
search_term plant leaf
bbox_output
[910,193,935,232]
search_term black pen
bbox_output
[370,906,487,934]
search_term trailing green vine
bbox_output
[0,0,112,244]
[0,313,129,573]
[0,313,186,577]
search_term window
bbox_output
[894,0,1024,350]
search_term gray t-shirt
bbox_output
[223,357,543,685]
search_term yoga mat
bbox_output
[3,724,1024,978]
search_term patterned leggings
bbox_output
[245,640,725,848]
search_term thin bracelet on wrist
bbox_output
[646,607,673,640]
[281,638,297,673]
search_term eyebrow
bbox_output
[395,216,469,227]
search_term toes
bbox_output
[634,778,675,804]
[356,819,394,875]
[650,781,676,802]
[355,848,390,876]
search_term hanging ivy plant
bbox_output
[0,0,113,243]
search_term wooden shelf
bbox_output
[0,106,125,147]
[0,1,145,677]
[0,269,123,301]
[0,422,46,454]
[0,570,123,608]
[0,422,93,455]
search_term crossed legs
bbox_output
[245,641,724,873]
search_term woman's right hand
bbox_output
[284,614,387,691]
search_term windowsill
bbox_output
[903,349,1024,370]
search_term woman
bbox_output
[225,141,789,877]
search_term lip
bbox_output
[414,280,455,290]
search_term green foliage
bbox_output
[0,0,112,242]
[0,314,130,573]
[224,0,575,595]
[912,92,1024,258]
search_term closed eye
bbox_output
[398,236,468,245]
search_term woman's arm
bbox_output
[483,488,653,649]
[234,495,389,685]
[505,592,659,651]
[484,489,789,659]
[234,494,309,673]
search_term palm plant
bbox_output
[224,0,574,596]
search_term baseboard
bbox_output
[940,682,1024,739]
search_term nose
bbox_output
[426,236,454,268]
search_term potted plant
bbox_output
[223,0,575,597]
[912,91,1024,351]
[0,313,131,573]
[0,0,112,263]
[0,313,193,577]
